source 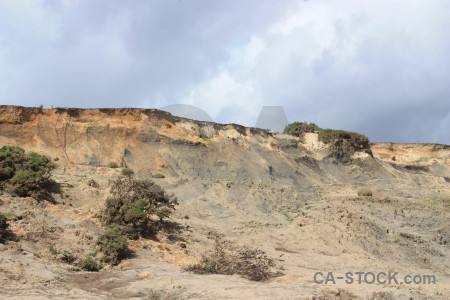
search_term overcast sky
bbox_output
[0,0,449,143]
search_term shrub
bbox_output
[121,168,134,178]
[152,173,165,179]
[107,162,119,168]
[97,225,129,265]
[102,178,178,239]
[0,146,55,200]
[61,251,77,264]
[0,213,9,242]
[148,289,183,300]
[284,122,320,136]
[186,236,283,282]
[357,188,373,197]
[87,179,100,188]
[48,245,59,255]
[392,156,396,161]
[80,256,102,271]
[284,122,369,145]
[186,237,235,276]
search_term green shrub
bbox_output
[121,168,134,178]
[107,162,119,168]
[48,245,59,255]
[0,213,9,242]
[392,156,396,161]
[102,178,178,239]
[357,188,373,197]
[61,251,77,264]
[80,256,102,271]
[284,122,320,136]
[284,122,369,145]
[0,146,55,200]
[97,225,129,265]
[186,236,283,282]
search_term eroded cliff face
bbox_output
[371,142,450,165]
[0,105,449,185]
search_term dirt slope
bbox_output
[0,105,449,299]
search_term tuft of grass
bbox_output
[148,289,183,300]
[61,251,77,264]
[48,245,59,255]
[0,211,17,218]
[422,197,450,212]
[357,188,373,197]
[152,173,165,179]
[79,256,102,271]
[121,168,134,177]
[54,276,68,283]
[107,162,119,168]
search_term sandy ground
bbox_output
[0,161,449,300]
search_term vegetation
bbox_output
[61,251,77,264]
[107,162,119,168]
[121,168,134,178]
[422,197,450,212]
[186,236,283,282]
[148,289,183,300]
[97,225,129,265]
[0,146,55,200]
[0,213,9,242]
[152,173,165,179]
[48,245,59,255]
[392,156,396,161]
[284,122,369,145]
[79,256,102,271]
[357,188,373,197]
[102,177,178,239]
[87,179,100,188]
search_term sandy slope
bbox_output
[0,106,449,299]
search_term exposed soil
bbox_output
[0,106,449,299]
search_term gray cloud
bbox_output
[0,0,449,144]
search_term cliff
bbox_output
[0,105,449,184]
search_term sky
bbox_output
[0,0,449,143]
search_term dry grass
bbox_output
[185,236,284,282]
[357,188,373,197]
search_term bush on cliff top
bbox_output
[0,146,55,200]
[284,122,369,145]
